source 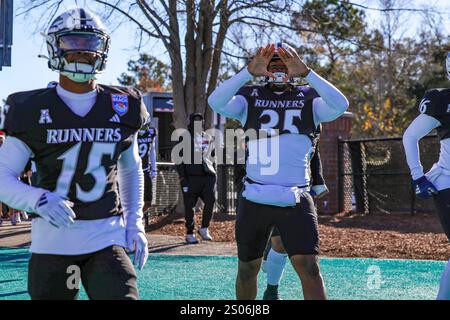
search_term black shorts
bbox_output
[28,245,138,300]
[236,193,319,262]
[433,188,450,241]
[143,172,153,203]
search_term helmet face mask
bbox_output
[267,58,289,85]
[45,8,110,82]
[264,42,297,86]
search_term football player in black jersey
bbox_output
[0,8,149,300]
[138,124,158,215]
[403,52,450,300]
[209,43,349,300]
[176,113,217,244]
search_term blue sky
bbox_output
[0,1,167,100]
[0,0,449,101]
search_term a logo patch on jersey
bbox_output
[111,94,129,116]
[251,89,259,97]
[297,92,305,97]
[39,109,53,124]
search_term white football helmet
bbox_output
[45,8,110,82]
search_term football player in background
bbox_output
[176,113,217,244]
[208,43,348,300]
[138,123,158,215]
[0,8,148,300]
[403,52,450,300]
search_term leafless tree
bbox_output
[20,0,305,129]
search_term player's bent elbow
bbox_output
[402,128,418,144]
[207,94,221,113]
[336,97,349,113]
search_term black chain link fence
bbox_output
[152,163,244,216]
[338,135,440,215]
[152,163,180,215]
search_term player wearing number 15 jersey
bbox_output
[208,43,349,300]
[0,8,148,300]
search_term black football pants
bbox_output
[433,188,450,241]
[28,245,138,300]
[182,175,216,234]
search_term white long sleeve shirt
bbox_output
[403,114,450,191]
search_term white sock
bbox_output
[266,248,288,286]
[437,259,450,300]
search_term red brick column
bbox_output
[316,112,353,215]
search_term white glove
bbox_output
[126,230,149,271]
[34,191,76,228]
[310,184,329,199]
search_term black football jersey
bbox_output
[238,84,319,141]
[4,84,148,220]
[420,88,450,140]
[137,127,157,172]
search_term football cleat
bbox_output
[263,284,282,300]
[186,233,199,244]
[198,227,213,241]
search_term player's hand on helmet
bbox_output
[310,184,329,199]
[34,191,76,228]
[277,46,310,81]
[413,176,438,199]
[247,44,276,78]
[126,229,149,271]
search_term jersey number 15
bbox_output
[55,142,115,202]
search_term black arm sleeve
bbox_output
[310,145,325,186]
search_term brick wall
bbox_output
[316,112,353,214]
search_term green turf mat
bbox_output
[0,247,446,300]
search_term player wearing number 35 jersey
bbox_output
[208,43,349,300]
[0,8,148,300]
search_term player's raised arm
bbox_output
[277,46,349,125]
[208,44,276,124]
